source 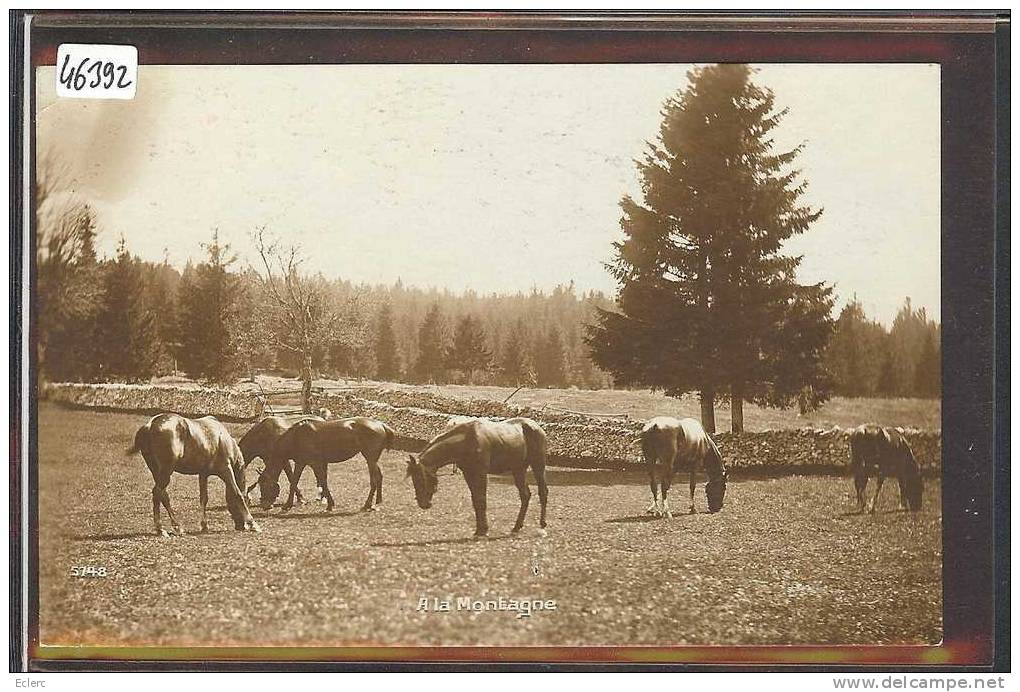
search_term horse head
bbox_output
[406,455,437,510]
[902,452,924,512]
[705,467,727,513]
[257,459,283,510]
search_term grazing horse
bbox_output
[640,416,728,518]
[406,417,549,537]
[849,425,923,513]
[127,414,260,536]
[257,417,396,512]
[238,412,331,503]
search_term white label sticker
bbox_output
[55,44,137,100]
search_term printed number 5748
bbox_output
[70,566,107,578]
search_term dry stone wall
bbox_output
[43,383,940,473]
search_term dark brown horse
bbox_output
[406,417,549,537]
[239,412,331,504]
[640,416,727,517]
[127,414,260,536]
[849,425,923,512]
[257,417,396,512]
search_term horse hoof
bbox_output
[663,511,673,519]
[158,529,172,539]
[172,527,186,536]
[200,525,209,534]
[249,522,262,533]
[537,528,548,537]
[511,526,523,534]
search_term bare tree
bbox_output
[35,154,103,380]
[252,226,363,411]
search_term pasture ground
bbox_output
[385,382,943,431]
[38,404,942,649]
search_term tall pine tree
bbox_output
[587,64,834,432]
[94,238,158,380]
[500,319,532,386]
[535,326,568,388]
[375,303,401,381]
[177,230,240,382]
[414,303,447,383]
[447,314,491,383]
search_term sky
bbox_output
[36,63,940,326]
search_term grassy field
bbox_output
[239,376,941,431]
[38,404,941,649]
[398,383,942,431]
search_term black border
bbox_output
[10,9,1011,673]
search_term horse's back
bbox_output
[136,413,235,474]
[676,417,713,457]
[467,418,544,471]
[280,416,391,461]
[641,416,680,462]
[505,417,547,467]
[850,424,914,470]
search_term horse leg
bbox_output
[511,468,531,534]
[151,486,168,538]
[361,454,382,511]
[688,464,697,515]
[646,472,660,516]
[281,461,305,512]
[467,471,489,537]
[156,475,183,536]
[283,461,305,505]
[371,456,384,507]
[896,473,909,511]
[869,473,886,513]
[199,474,209,533]
[535,465,548,529]
[854,467,868,513]
[661,471,673,519]
[312,463,334,512]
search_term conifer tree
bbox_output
[94,238,158,380]
[535,326,568,388]
[447,314,491,383]
[375,303,401,381]
[415,303,447,383]
[177,230,240,381]
[500,320,531,386]
[587,64,834,432]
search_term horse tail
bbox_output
[518,418,549,528]
[380,423,398,450]
[640,421,658,464]
[126,424,149,457]
[519,419,548,471]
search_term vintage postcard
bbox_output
[13,11,1006,670]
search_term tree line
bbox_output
[36,205,615,390]
[35,63,941,431]
[35,207,939,402]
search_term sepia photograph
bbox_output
[13,11,1007,671]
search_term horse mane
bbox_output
[703,433,727,481]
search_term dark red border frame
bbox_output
[13,10,1010,671]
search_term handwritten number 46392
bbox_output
[59,53,133,91]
